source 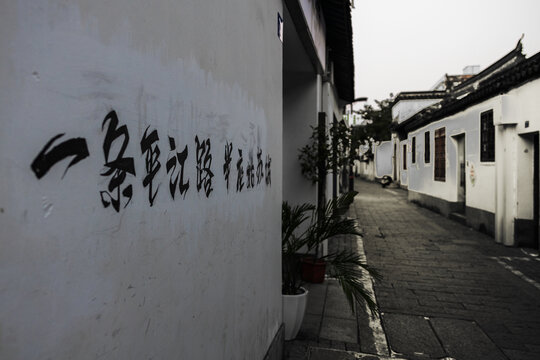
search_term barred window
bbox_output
[480,110,495,162]
[424,131,430,163]
[412,137,416,164]
[402,143,407,170]
[434,128,445,181]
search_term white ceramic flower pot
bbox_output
[282,287,309,340]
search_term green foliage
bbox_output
[352,95,394,158]
[281,202,315,295]
[298,120,352,184]
[297,126,326,184]
[281,192,380,315]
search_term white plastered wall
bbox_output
[392,98,442,124]
[375,140,393,178]
[406,78,540,245]
[407,98,499,210]
[0,1,282,359]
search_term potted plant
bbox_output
[282,202,314,340]
[300,190,358,283]
[281,192,380,340]
[298,120,355,282]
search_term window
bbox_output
[402,143,407,170]
[434,128,445,181]
[412,137,416,164]
[480,110,495,162]
[424,131,430,163]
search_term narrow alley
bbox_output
[286,178,540,360]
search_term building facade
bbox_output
[1,1,284,359]
[0,1,356,359]
[389,43,540,248]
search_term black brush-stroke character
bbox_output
[265,154,272,186]
[166,137,189,199]
[195,135,214,197]
[100,110,136,212]
[31,133,89,179]
[223,142,233,192]
[256,148,263,185]
[140,126,161,206]
[246,154,255,189]
[236,148,244,192]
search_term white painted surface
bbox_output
[375,141,393,178]
[357,160,376,181]
[282,71,318,207]
[515,80,540,134]
[407,99,499,208]
[402,77,540,245]
[282,289,309,340]
[299,0,327,72]
[392,99,441,124]
[516,135,534,220]
[0,1,282,359]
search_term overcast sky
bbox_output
[352,0,540,106]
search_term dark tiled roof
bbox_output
[452,41,525,94]
[321,0,354,102]
[393,51,540,135]
[393,91,447,102]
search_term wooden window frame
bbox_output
[480,110,495,162]
[424,131,430,163]
[434,127,446,181]
[402,143,407,170]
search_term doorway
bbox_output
[454,134,466,213]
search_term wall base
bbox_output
[408,190,496,236]
[515,219,537,248]
[264,324,284,360]
[408,190,461,217]
[465,206,495,236]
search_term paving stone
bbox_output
[430,317,506,360]
[502,348,540,360]
[309,347,357,360]
[323,281,356,320]
[381,313,446,359]
[304,282,327,316]
[319,316,357,343]
[297,313,321,341]
[353,178,540,360]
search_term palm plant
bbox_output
[282,191,380,314]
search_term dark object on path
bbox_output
[380,175,392,188]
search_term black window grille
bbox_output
[402,143,407,170]
[434,128,445,181]
[480,110,495,162]
[424,131,430,163]
[412,137,416,164]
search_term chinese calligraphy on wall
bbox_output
[31,110,272,212]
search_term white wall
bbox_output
[0,1,282,359]
[299,0,326,72]
[392,99,441,123]
[357,160,375,181]
[407,98,499,210]
[283,74,318,206]
[375,141,393,178]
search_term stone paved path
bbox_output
[354,179,540,360]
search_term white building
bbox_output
[283,0,355,206]
[390,42,540,248]
[0,1,356,359]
